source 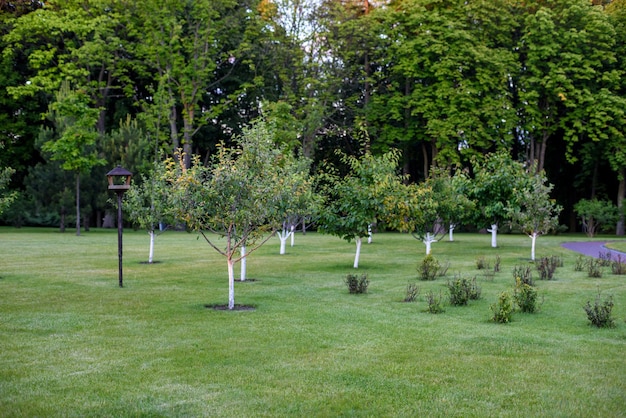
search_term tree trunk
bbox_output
[240,244,247,281]
[290,225,295,247]
[228,256,235,309]
[617,170,625,236]
[75,172,81,236]
[353,237,362,269]
[488,224,498,248]
[148,230,155,263]
[278,229,289,255]
[449,224,455,242]
[424,232,433,255]
[367,224,372,244]
[530,232,537,261]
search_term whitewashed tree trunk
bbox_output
[277,229,291,255]
[424,232,436,255]
[290,225,295,247]
[240,244,247,281]
[148,230,155,263]
[530,232,537,261]
[367,224,372,244]
[449,224,455,242]
[354,237,362,268]
[227,257,235,309]
[487,224,498,248]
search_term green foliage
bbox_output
[536,255,562,280]
[318,149,405,243]
[476,256,489,270]
[491,291,513,324]
[447,275,481,306]
[506,170,562,239]
[574,199,619,237]
[425,290,445,314]
[611,255,626,275]
[345,273,369,294]
[513,264,534,286]
[0,167,17,215]
[470,152,526,228]
[587,258,604,278]
[583,290,615,328]
[418,254,441,281]
[514,278,539,313]
[574,255,588,272]
[404,282,420,302]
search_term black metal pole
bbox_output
[117,190,124,288]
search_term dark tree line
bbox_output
[0,0,624,233]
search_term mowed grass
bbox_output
[0,227,625,417]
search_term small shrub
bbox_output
[514,278,538,313]
[574,255,587,272]
[491,291,513,324]
[404,283,420,302]
[345,273,369,294]
[476,256,490,270]
[583,290,615,328]
[587,258,603,278]
[419,254,440,281]
[611,255,626,275]
[598,251,613,267]
[448,275,481,306]
[438,261,451,277]
[536,255,560,280]
[425,291,445,314]
[493,255,501,273]
[512,265,534,286]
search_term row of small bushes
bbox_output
[345,253,619,328]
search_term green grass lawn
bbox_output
[1,227,625,417]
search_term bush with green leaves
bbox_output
[345,273,369,294]
[512,264,534,286]
[574,198,618,237]
[447,275,481,306]
[536,255,561,280]
[418,254,440,281]
[425,291,445,314]
[587,258,603,278]
[574,255,587,272]
[404,283,420,302]
[611,255,626,275]
[583,290,615,328]
[476,256,490,270]
[491,291,513,323]
[514,278,538,313]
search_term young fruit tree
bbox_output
[469,152,526,248]
[275,157,321,255]
[506,171,562,261]
[424,166,475,243]
[164,122,303,309]
[123,164,172,264]
[382,181,440,255]
[318,149,405,268]
[574,198,619,237]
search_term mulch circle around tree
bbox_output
[205,304,256,311]
[139,261,162,265]
[234,278,258,282]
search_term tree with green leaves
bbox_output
[470,151,526,248]
[318,148,405,268]
[123,163,172,264]
[574,198,618,237]
[507,170,562,260]
[38,80,105,235]
[164,121,302,309]
[0,166,17,215]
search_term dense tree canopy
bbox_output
[1,0,624,235]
